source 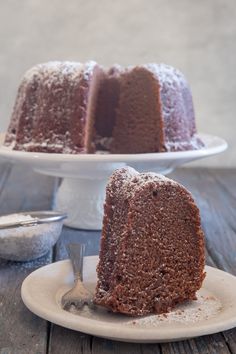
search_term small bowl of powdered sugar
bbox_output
[0,211,66,261]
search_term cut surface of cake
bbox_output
[111,64,203,153]
[94,167,205,316]
[4,62,204,154]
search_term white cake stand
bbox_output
[0,133,227,230]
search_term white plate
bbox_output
[21,256,236,343]
[0,133,227,177]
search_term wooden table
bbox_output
[0,163,235,354]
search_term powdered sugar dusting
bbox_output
[109,166,179,200]
[21,61,98,93]
[144,63,190,124]
[23,61,84,83]
[0,213,35,227]
[165,134,205,151]
[22,61,96,94]
[83,60,98,79]
[143,63,204,151]
[145,63,187,88]
[126,291,222,327]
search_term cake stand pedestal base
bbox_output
[55,177,107,230]
[52,162,127,230]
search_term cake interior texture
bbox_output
[111,67,164,153]
[4,61,204,154]
[94,167,205,316]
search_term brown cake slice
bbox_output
[94,167,205,316]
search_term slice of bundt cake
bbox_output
[4,61,104,153]
[94,167,205,316]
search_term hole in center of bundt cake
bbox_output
[93,68,121,152]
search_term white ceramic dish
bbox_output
[0,133,228,229]
[21,256,236,343]
[0,211,66,261]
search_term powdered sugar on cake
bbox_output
[145,63,187,88]
[143,63,202,151]
[22,61,97,92]
[109,166,179,200]
[22,61,94,93]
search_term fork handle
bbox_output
[66,243,85,281]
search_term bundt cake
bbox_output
[94,167,205,316]
[4,61,104,153]
[4,61,204,154]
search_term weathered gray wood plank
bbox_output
[208,169,236,200]
[0,164,57,354]
[170,168,236,276]
[223,328,236,354]
[162,333,232,354]
[48,326,93,354]
[91,338,149,354]
[0,165,57,214]
[0,162,12,191]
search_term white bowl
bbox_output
[0,212,65,261]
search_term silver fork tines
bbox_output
[61,243,94,311]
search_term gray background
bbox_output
[0,0,235,166]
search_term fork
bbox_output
[61,243,94,311]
